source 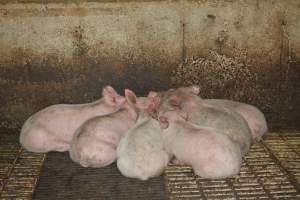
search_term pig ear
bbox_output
[102,86,121,106]
[125,89,137,105]
[187,85,200,95]
[159,116,169,129]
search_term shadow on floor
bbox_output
[33,152,166,200]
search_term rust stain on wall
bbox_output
[0,47,173,130]
[0,0,300,131]
[171,50,300,130]
[1,48,299,130]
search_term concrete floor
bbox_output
[0,131,299,199]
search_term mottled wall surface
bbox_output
[0,0,299,130]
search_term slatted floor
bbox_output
[0,132,300,199]
[0,145,45,200]
[165,133,300,200]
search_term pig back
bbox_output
[202,99,267,141]
[187,102,252,155]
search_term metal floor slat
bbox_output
[0,148,45,200]
[0,132,300,199]
[164,133,300,200]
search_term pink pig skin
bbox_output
[19,86,124,153]
[160,86,268,141]
[117,95,170,180]
[159,86,252,156]
[159,110,242,179]
[69,90,155,168]
[203,99,268,141]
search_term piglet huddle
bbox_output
[20,85,268,180]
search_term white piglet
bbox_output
[203,99,268,141]
[117,93,170,180]
[159,110,242,179]
[20,86,124,153]
[69,90,156,168]
[159,86,252,156]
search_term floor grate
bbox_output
[0,143,45,200]
[164,132,300,200]
[0,132,300,199]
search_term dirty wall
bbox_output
[0,0,299,130]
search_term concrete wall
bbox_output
[0,0,299,130]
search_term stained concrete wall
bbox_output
[0,0,299,130]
